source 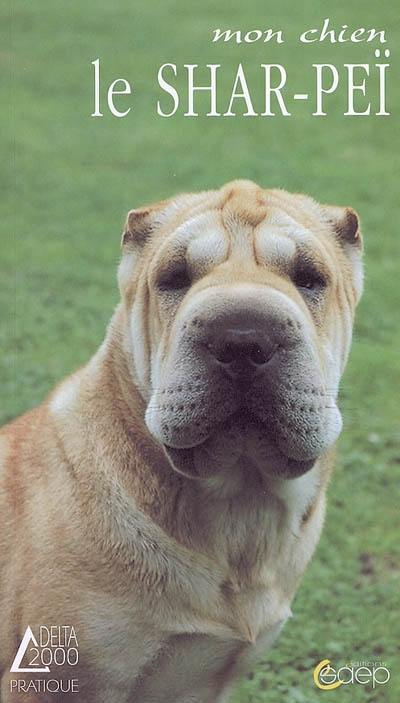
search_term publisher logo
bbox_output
[313,658,391,690]
[9,625,79,695]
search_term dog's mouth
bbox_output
[145,370,341,481]
[162,409,315,480]
[165,408,259,450]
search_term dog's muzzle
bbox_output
[145,291,342,479]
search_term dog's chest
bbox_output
[130,606,290,703]
[82,581,290,702]
[84,466,320,700]
[128,469,318,700]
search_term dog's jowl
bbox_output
[0,180,363,702]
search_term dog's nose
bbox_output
[206,328,278,378]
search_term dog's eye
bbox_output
[158,266,191,292]
[293,267,326,294]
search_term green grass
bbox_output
[3,1,400,701]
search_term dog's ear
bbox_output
[121,199,169,251]
[323,205,363,300]
[118,199,169,298]
[323,205,362,250]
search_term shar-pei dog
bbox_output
[0,180,363,702]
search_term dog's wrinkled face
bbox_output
[118,180,363,480]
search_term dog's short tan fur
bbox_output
[0,181,363,702]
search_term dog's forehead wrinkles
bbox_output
[171,211,228,274]
[187,228,227,274]
[255,227,297,267]
[256,206,344,277]
[255,212,312,267]
[264,209,307,232]
[173,211,222,245]
[221,180,268,230]
[162,188,330,277]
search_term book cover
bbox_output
[2,2,398,701]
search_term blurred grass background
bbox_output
[2,1,400,701]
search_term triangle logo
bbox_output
[10,626,50,673]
